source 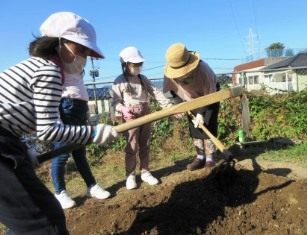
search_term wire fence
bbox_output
[85,68,307,115]
[22,68,306,152]
[85,78,164,115]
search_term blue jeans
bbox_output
[51,98,96,194]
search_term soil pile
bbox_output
[63,158,307,235]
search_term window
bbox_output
[265,74,273,83]
[248,76,253,84]
[248,75,259,85]
[272,73,285,82]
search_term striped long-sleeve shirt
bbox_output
[0,57,93,145]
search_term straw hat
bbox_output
[119,46,145,64]
[164,43,200,79]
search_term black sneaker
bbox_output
[187,158,205,171]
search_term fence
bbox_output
[85,81,112,115]
[85,78,164,115]
[85,68,307,115]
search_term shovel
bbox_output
[187,111,238,189]
[187,111,234,161]
[35,85,243,165]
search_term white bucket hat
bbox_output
[40,11,104,58]
[119,46,145,64]
[164,43,200,79]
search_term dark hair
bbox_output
[29,36,59,59]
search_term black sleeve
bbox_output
[170,90,178,98]
[192,106,208,116]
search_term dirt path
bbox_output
[64,159,307,235]
[238,159,307,180]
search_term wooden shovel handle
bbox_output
[114,86,243,133]
[188,111,233,159]
[36,86,242,164]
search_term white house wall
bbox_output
[235,68,307,94]
[297,72,307,92]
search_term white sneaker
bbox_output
[87,184,111,200]
[126,174,137,190]
[141,172,159,185]
[55,190,76,209]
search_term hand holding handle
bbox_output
[122,106,135,119]
[93,124,119,145]
[192,113,204,128]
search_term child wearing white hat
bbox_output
[112,46,172,190]
[41,12,112,210]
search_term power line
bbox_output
[203,57,240,61]
[88,57,240,81]
[252,0,259,36]
[142,65,165,71]
[228,0,244,54]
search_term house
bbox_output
[261,52,307,93]
[233,53,307,94]
[232,57,287,92]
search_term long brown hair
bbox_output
[29,36,59,59]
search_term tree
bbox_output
[266,42,285,57]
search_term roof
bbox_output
[234,57,287,72]
[234,59,266,72]
[263,52,307,70]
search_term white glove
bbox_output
[192,113,204,128]
[27,147,40,168]
[93,124,119,145]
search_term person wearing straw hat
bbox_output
[112,46,172,190]
[0,12,119,234]
[163,43,220,171]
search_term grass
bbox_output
[41,140,307,197]
[256,142,307,168]
[1,139,306,233]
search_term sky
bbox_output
[1,0,307,83]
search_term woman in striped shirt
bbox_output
[0,12,118,235]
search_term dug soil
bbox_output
[62,152,307,235]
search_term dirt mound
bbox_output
[64,159,307,235]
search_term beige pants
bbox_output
[123,103,151,176]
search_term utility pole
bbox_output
[90,57,99,114]
[245,28,260,61]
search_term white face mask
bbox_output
[62,43,87,74]
[129,66,142,76]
